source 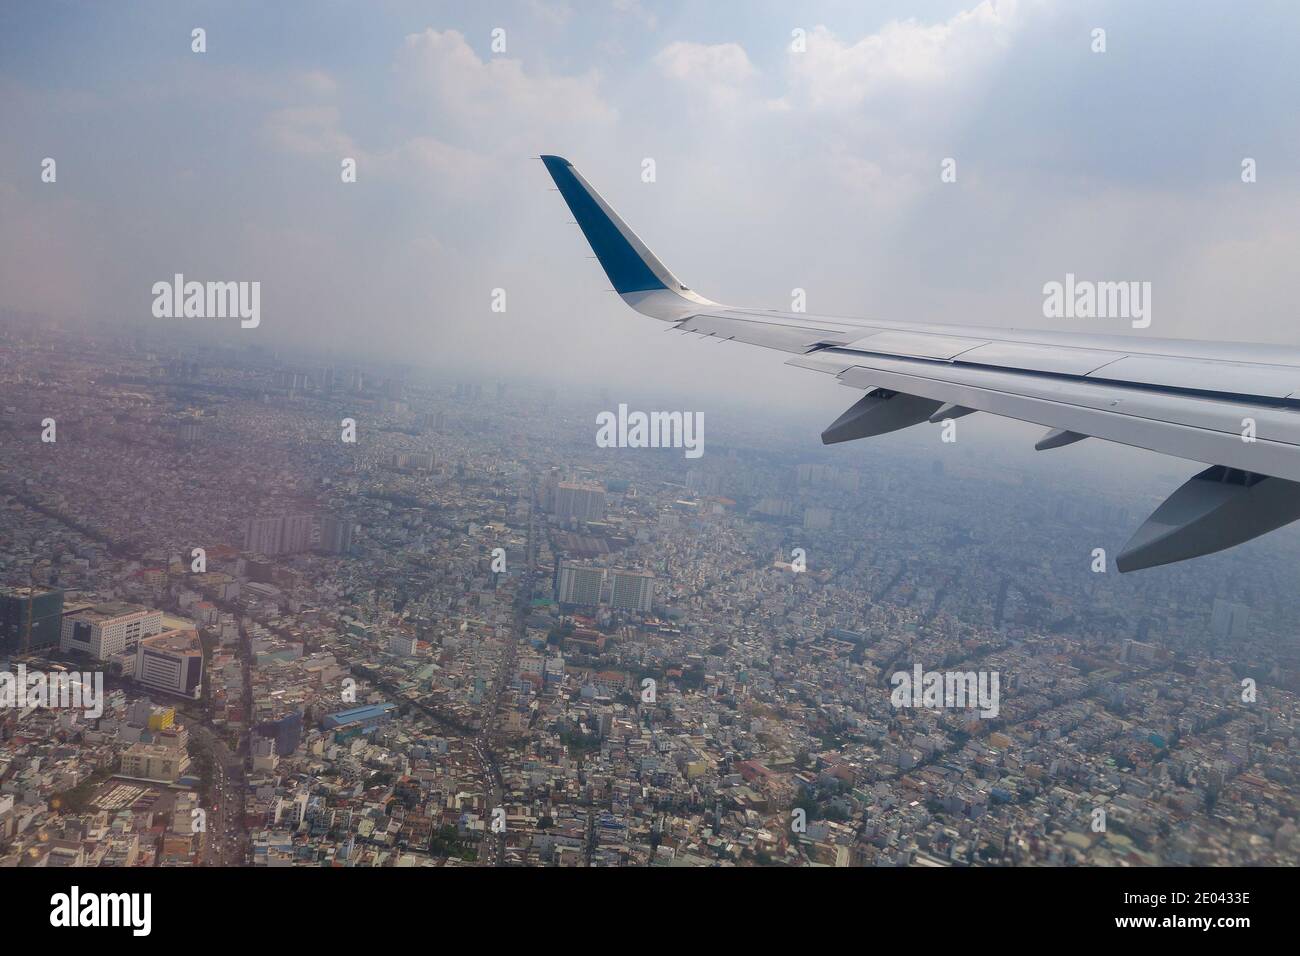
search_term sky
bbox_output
[3,0,1300,419]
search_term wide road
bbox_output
[477,492,536,866]
[187,720,248,865]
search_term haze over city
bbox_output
[5,1,1300,381]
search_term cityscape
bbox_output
[2,315,1297,870]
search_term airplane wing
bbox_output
[540,155,1300,571]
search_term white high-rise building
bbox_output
[553,482,606,521]
[388,633,418,656]
[61,603,164,659]
[609,569,655,613]
[281,514,315,554]
[557,563,605,606]
[135,627,204,700]
[244,514,315,555]
[556,564,654,613]
[244,516,283,555]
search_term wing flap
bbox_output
[677,312,863,353]
[957,341,1121,376]
[832,357,1300,482]
[1086,354,1300,398]
[841,329,990,360]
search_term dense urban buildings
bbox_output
[1,319,1298,870]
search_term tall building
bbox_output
[553,482,606,522]
[609,569,655,613]
[280,514,315,554]
[388,633,418,656]
[244,516,283,555]
[319,515,355,555]
[244,514,315,556]
[135,627,204,700]
[388,452,435,471]
[0,586,64,654]
[1120,639,1157,665]
[256,710,303,756]
[1211,599,1251,639]
[453,382,482,401]
[803,507,833,531]
[556,563,605,607]
[61,603,164,659]
[175,420,201,445]
[556,565,656,613]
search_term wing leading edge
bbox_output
[541,155,1300,570]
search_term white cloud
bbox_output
[611,0,657,30]
[640,2,1030,211]
[655,41,755,85]
[787,0,1025,110]
[655,41,758,112]
[383,136,491,196]
[296,70,338,97]
[261,30,615,201]
[395,28,616,148]
[526,0,573,26]
[263,106,355,155]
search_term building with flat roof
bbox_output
[552,482,606,521]
[556,562,605,607]
[0,586,65,654]
[319,514,355,555]
[321,702,396,731]
[256,710,304,756]
[120,741,190,783]
[555,564,655,614]
[135,627,204,700]
[61,602,163,659]
[610,569,655,613]
[244,514,316,556]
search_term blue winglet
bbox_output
[541,155,668,295]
